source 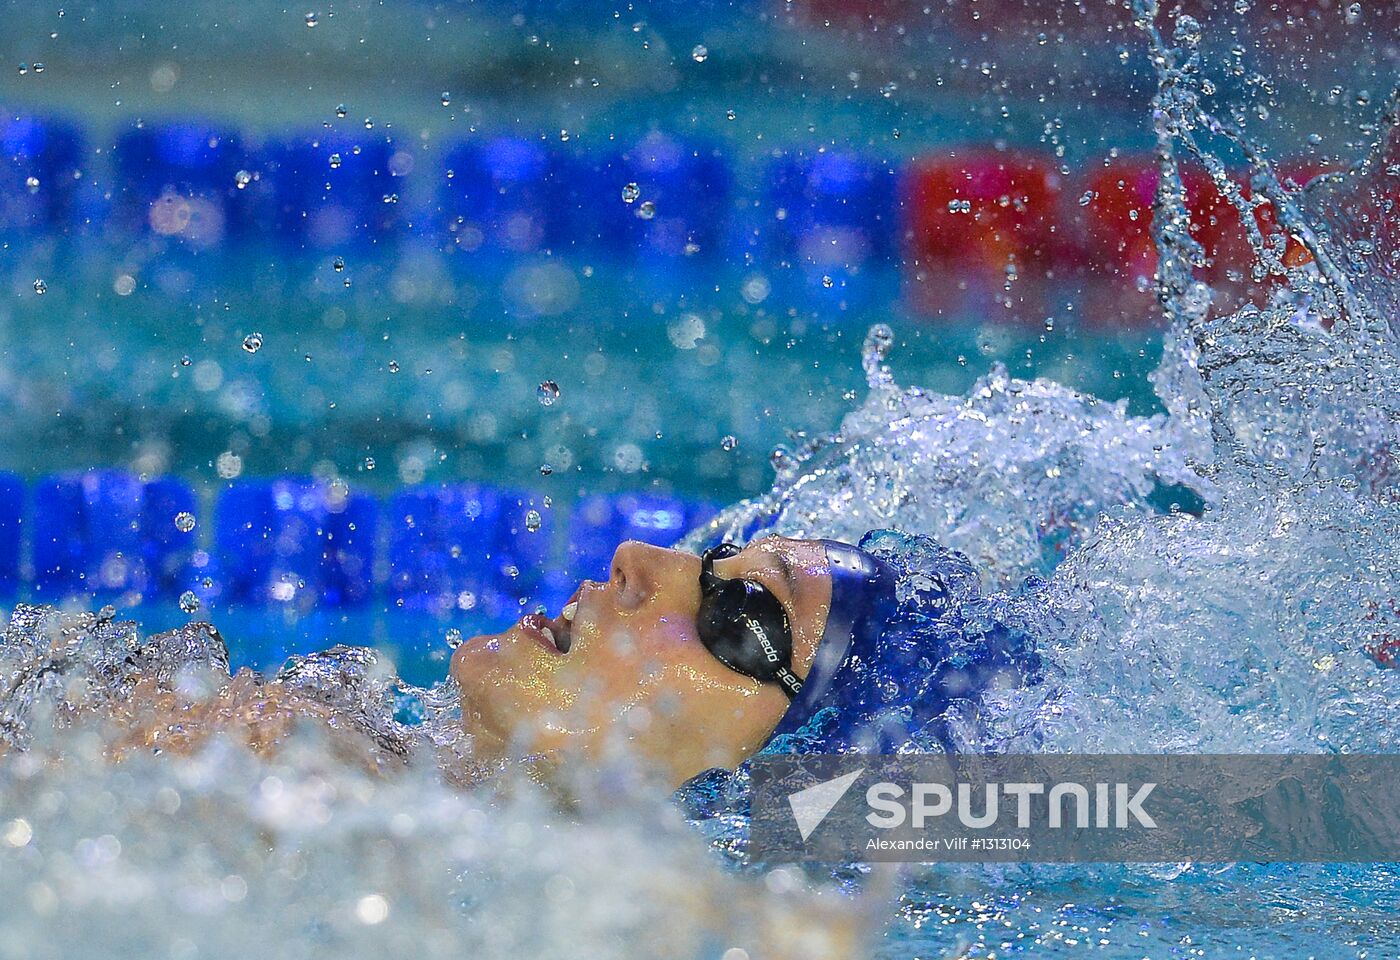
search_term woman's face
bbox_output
[450,536,832,787]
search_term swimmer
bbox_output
[452,531,1045,788]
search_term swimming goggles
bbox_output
[696,542,804,698]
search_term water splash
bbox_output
[0,3,1397,958]
[682,323,1209,589]
[0,604,876,958]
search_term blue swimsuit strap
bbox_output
[767,538,899,739]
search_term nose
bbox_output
[609,541,699,612]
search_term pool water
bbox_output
[1,0,1399,958]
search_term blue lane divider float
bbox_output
[388,483,507,616]
[215,478,378,610]
[113,122,245,244]
[0,473,22,596]
[743,149,901,305]
[440,137,552,256]
[7,470,716,619]
[566,492,700,581]
[262,134,408,249]
[7,111,920,280]
[31,470,198,599]
[0,115,87,235]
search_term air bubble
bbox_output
[524,510,542,532]
[234,170,252,189]
[620,182,640,204]
[333,256,345,272]
[537,380,560,406]
[721,435,737,451]
[335,103,347,118]
[691,44,708,62]
[445,628,462,650]
[32,279,46,295]
[174,512,196,534]
[179,591,200,614]
[25,176,39,193]
[242,332,263,354]
[636,200,656,220]
[304,11,319,27]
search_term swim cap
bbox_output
[759,530,1047,754]
[765,538,900,741]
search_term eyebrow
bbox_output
[771,551,800,593]
[757,550,801,624]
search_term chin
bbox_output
[449,628,508,686]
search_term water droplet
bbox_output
[1345,2,1362,23]
[234,169,252,189]
[31,63,43,74]
[1173,14,1202,47]
[864,322,895,363]
[32,279,46,295]
[242,332,263,354]
[725,108,736,121]
[1078,190,1097,206]
[636,200,656,220]
[216,451,243,479]
[539,463,553,476]
[440,91,451,106]
[691,43,708,62]
[179,591,200,614]
[328,152,342,169]
[180,355,192,366]
[947,199,971,214]
[335,103,347,118]
[17,63,27,76]
[721,435,737,451]
[821,275,834,288]
[524,510,542,532]
[304,11,319,27]
[1233,0,1250,12]
[364,457,376,470]
[25,176,39,193]
[620,182,640,204]
[333,256,345,272]
[174,512,196,534]
[387,360,400,374]
[537,380,560,406]
[445,628,462,649]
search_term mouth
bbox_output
[518,582,586,655]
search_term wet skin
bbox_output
[450,537,832,788]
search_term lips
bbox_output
[518,582,586,655]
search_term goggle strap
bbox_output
[775,666,803,699]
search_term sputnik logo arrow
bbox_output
[787,768,864,841]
